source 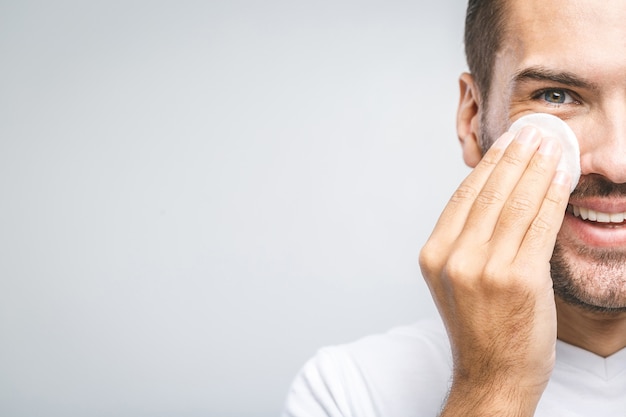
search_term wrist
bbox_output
[440,374,547,417]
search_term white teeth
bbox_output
[580,207,589,220]
[588,210,597,221]
[570,205,626,223]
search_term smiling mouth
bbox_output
[568,204,626,224]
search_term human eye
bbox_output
[533,88,577,105]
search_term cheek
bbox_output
[478,108,506,154]
[482,50,518,143]
[480,94,514,153]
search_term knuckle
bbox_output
[528,156,551,177]
[528,215,553,235]
[418,243,439,277]
[482,260,502,283]
[483,260,529,294]
[529,158,554,177]
[544,186,569,207]
[483,261,514,289]
[479,151,500,168]
[500,151,526,167]
[450,183,480,205]
[506,194,536,214]
[444,251,476,283]
[475,186,506,206]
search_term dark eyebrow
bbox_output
[512,66,598,90]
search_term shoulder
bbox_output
[345,317,451,359]
[282,318,452,417]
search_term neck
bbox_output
[556,297,626,357]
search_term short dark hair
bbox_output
[464,0,508,104]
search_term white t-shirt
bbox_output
[282,319,626,416]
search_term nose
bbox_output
[579,104,626,184]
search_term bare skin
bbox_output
[420,0,626,415]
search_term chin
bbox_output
[551,241,626,313]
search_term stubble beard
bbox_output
[551,242,626,313]
[551,176,626,313]
[479,124,626,313]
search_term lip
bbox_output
[568,197,626,214]
[564,200,626,247]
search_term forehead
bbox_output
[500,0,626,73]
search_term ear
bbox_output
[457,72,482,168]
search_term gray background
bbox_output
[1,1,470,416]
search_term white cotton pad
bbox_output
[508,113,580,193]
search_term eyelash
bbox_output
[531,88,580,106]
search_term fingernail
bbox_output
[539,137,561,156]
[492,132,515,150]
[553,170,571,187]
[516,126,540,145]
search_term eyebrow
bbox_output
[512,66,599,91]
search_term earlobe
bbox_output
[461,134,482,168]
[457,73,483,168]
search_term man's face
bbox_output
[482,0,626,311]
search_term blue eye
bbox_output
[541,89,573,104]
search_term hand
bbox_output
[419,127,571,416]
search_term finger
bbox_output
[488,136,564,258]
[517,169,571,265]
[456,126,543,244]
[427,131,516,248]
[421,132,515,287]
